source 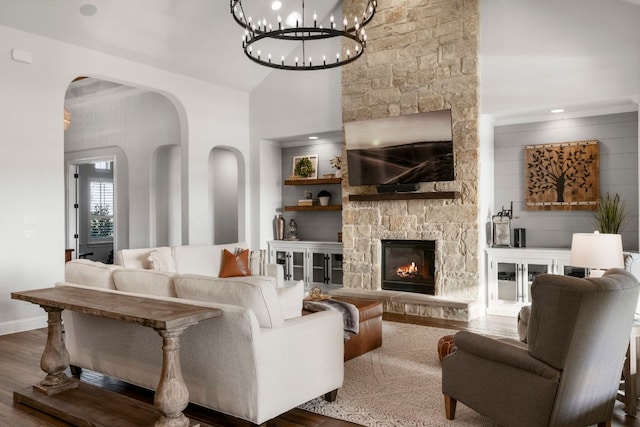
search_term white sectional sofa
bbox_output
[60,243,345,426]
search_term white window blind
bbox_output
[89,179,114,240]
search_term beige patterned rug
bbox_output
[299,321,499,427]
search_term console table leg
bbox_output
[36,307,75,395]
[154,326,192,427]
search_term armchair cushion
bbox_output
[277,280,304,319]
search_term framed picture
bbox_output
[291,155,318,180]
[525,140,599,211]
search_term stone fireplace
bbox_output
[381,240,435,295]
[339,0,480,319]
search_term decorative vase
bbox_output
[319,196,330,206]
[275,214,285,240]
[335,168,342,178]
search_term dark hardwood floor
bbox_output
[1,314,639,426]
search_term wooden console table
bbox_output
[11,286,221,427]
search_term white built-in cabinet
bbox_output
[485,248,587,316]
[268,241,343,291]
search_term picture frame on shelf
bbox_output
[291,154,318,180]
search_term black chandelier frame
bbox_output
[230,0,377,71]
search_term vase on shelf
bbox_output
[275,214,285,240]
[335,168,342,178]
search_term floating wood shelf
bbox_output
[348,191,460,202]
[284,178,342,186]
[284,205,342,211]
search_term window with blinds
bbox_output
[89,179,114,241]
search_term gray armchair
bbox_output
[442,268,639,427]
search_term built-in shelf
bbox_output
[284,178,342,186]
[284,205,342,212]
[348,191,460,202]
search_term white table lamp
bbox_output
[570,231,624,277]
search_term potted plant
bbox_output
[595,192,627,233]
[330,155,342,178]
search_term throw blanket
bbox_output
[303,299,360,340]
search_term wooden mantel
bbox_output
[348,191,460,202]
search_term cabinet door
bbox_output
[289,250,306,282]
[308,251,344,285]
[522,259,553,303]
[493,259,519,305]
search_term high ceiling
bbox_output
[0,0,338,93]
[0,0,638,118]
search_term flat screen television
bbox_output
[344,109,454,188]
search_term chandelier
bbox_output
[230,0,377,71]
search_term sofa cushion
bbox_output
[174,274,284,328]
[65,259,121,289]
[116,246,172,270]
[172,243,249,277]
[219,249,251,278]
[113,269,177,297]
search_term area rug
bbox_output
[299,321,500,427]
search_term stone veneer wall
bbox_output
[341,0,480,301]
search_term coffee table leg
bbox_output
[154,326,192,427]
[36,306,75,395]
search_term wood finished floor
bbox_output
[0,314,639,426]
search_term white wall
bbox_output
[480,0,640,118]
[0,25,250,334]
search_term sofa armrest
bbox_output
[453,331,560,381]
[266,263,284,287]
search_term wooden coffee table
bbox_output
[11,286,221,427]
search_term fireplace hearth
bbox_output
[381,240,435,295]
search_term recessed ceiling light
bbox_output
[79,3,98,17]
[271,1,282,11]
[550,109,565,114]
[308,136,319,140]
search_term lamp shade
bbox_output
[570,232,624,270]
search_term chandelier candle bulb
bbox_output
[313,12,317,27]
[330,14,335,29]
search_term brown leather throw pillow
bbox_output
[219,248,251,278]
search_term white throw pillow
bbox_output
[147,248,176,272]
[250,249,267,275]
[277,280,304,319]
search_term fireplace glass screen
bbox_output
[382,240,435,295]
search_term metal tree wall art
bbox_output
[525,140,599,211]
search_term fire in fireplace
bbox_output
[381,240,435,295]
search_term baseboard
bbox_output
[0,315,47,336]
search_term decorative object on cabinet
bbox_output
[330,155,342,178]
[318,190,331,206]
[595,192,627,233]
[570,231,624,277]
[275,214,285,240]
[291,155,318,179]
[513,228,526,248]
[286,218,299,240]
[525,140,599,211]
[491,203,513,247]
